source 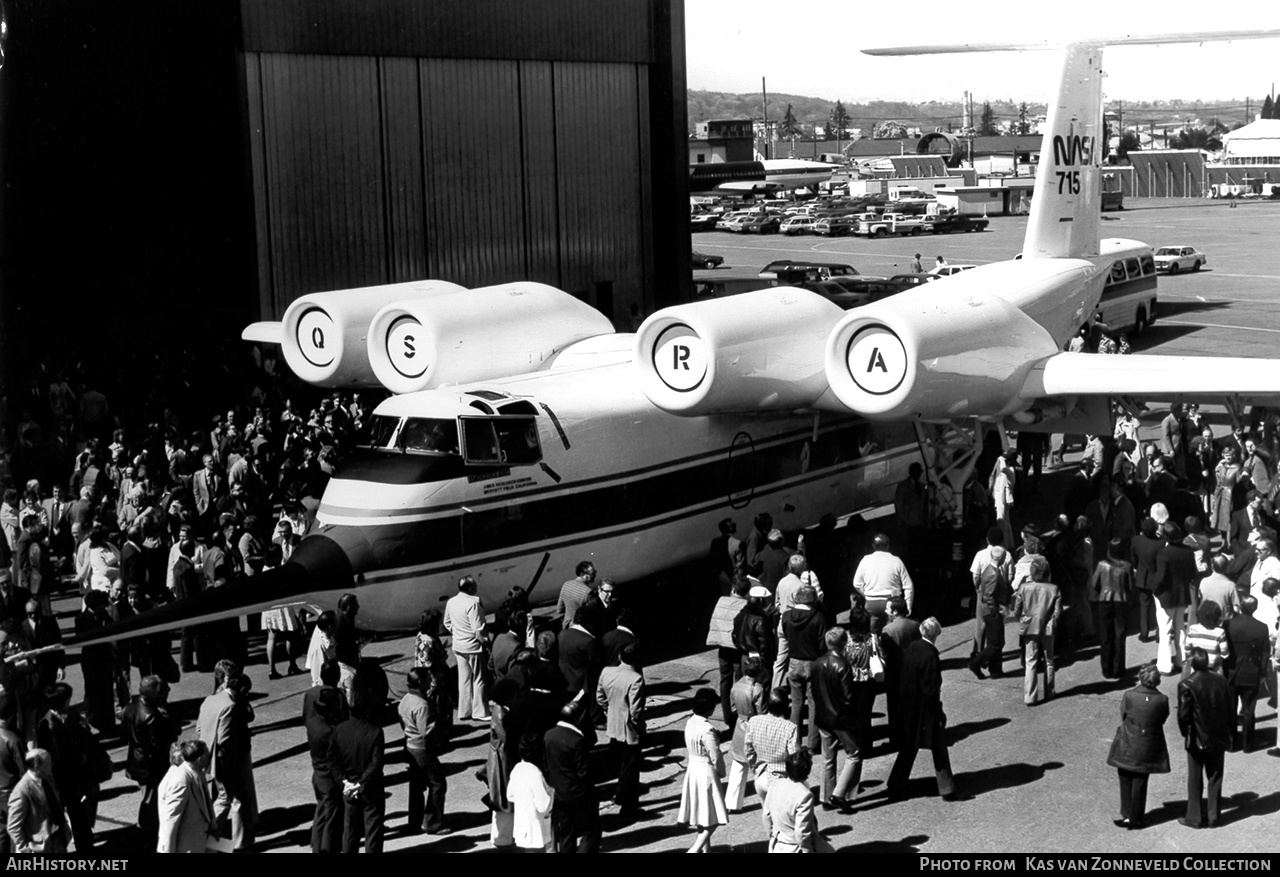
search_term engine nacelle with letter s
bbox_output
[366,282,615,394]
[635,287,846,416]
[243,280,467,389]
[824,285,1063,421]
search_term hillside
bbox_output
[688,90,1257,134]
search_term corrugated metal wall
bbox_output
[246,53,652,316]
[1127,153,1205,198]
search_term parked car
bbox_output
[739,215,782,234]
[811,216,858,237]
[928,264,977,277]
[929,213,990,234]
[760,260,859,278]
[780,216,815,235]
[691,250,725,270]
[1153,245,1207,274]
[689,213,720,232]
[886,273,941,290]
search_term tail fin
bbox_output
[1023,43,1104,259]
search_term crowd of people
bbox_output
[1,336,1278,853]
[0,342,385,853]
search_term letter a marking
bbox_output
[867,347,888,373]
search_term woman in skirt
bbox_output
[260,544,302,679]
[677,688,728,853]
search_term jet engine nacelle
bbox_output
[366,282,615,394]
[824,288,1062,421]
[280,280,466,388]
[635,287,846,415]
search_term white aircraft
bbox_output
[72,29,1280,643]
[689,158,837,195]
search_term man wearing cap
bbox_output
[782,586,827,751]
[852,534,914,636]
[734,584,775,677]
[1010,557,1060,704]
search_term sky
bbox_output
[684,0,1280,110]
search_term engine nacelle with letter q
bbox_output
[824,286,1062,421]
[635,287,846,416]
[250,280,467,389]
[366,282,615,394]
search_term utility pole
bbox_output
[1246,97,1251,125]
[761,77,770,160]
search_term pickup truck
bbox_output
[854,212,933,237]
[929,213,990,234]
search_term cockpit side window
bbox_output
[460,415,542,467]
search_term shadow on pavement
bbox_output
[957,760,1064,798]
[947,716,1011,745]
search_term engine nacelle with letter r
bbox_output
[243,280,467,389]
[634,287,846,415]
[824,283,1063,422]
[366,282,615,394]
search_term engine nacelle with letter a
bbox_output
[824,288,1061,421]
[273,280,467,388]
[634,287,846,416]
[366,282,615,394]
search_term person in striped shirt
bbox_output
[1181,600,1229,676]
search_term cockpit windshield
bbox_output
[360,413,540,466]
[359,415,460,455]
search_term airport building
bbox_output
[0,0,691,385]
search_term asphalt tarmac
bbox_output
[80,196,1280,854]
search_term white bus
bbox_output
[1094,243,1158,334]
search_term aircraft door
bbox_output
[727,431,757,510]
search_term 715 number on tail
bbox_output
[1056,171,1080,195]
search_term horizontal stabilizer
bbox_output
[242,321,284,344]
[1022,353,1280,401]
[864,29,1280,55]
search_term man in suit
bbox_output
[709,517,744,596]
[543,700,600,853]
[443,576,488,722]
[1224,596,1271,752]
[197,660,255,851]
[596,643,645,819]
[881,597,921,748]
[810,626,859,810]
[1010,557,1061,705]
[1130,518,1166,643]
[0,712,26,855]
[602,607,640,669]
[1154,521,1198,674]
[558,607,604,704]
[1229,491,1271,554]
[888,617,957,801]
[6,748,68,854]
[122,676,179,848]
[1177,647,1233,828]
[157,740,216,853]
[191,455,224,538]
[40,486,69,561]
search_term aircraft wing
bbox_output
[242,321,284,344]
[1022,352,1280,402]
[713,180,783,195]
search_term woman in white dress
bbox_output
[677,688,728,853]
